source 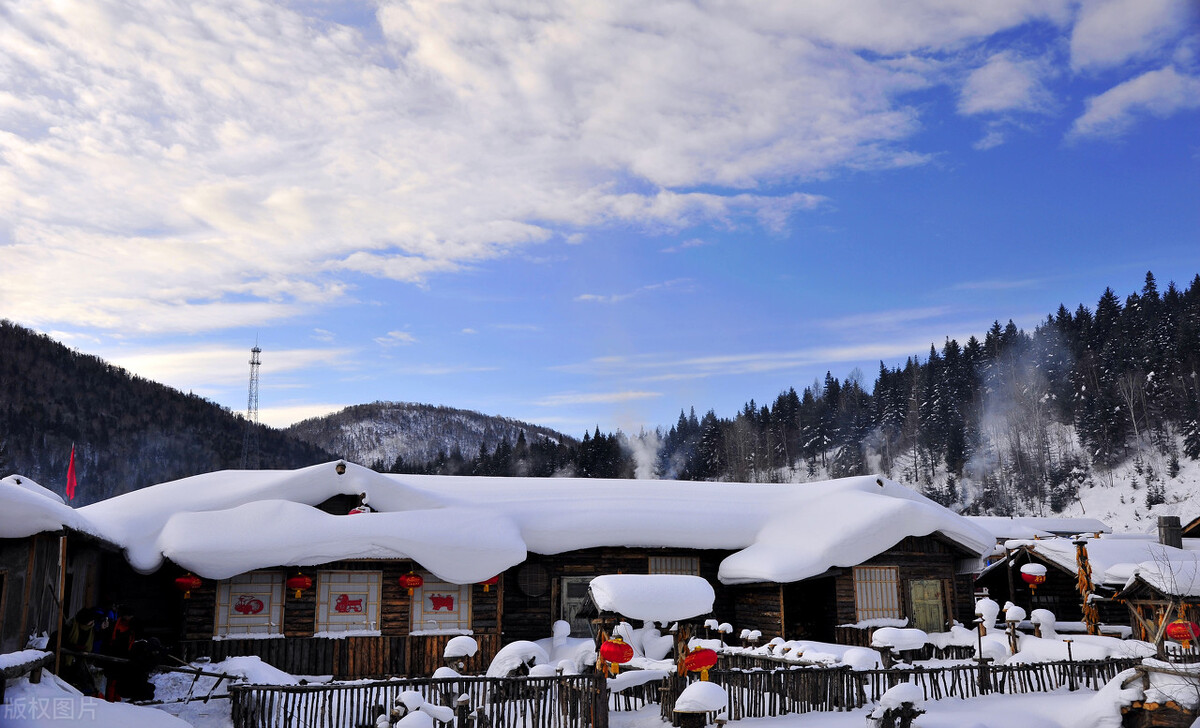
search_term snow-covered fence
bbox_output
[230,673,607,728]
[659,657,1143,723]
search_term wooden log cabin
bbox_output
[69,462,994,678]
[0,475,114,655]
[973,519,1198,633]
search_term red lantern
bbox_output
[175,573,202,599]
[1166,620,1200,649]
[287,573,313,599]
[682,647,718,681]
[1020,563,1047,592]
[481,576,499,593]
[1021,572,1047,590]
[398,572,424,596]
[599,637,635,676]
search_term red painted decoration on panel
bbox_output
[335,594,364,613]
[234,595,265,615]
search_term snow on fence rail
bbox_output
[659,657,1143,723]
[230,673,608,728]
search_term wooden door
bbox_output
[909,579,945,633]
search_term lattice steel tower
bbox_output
[240,345,262,469]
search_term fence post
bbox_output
[976,657,993,695]
[456,694,472,728]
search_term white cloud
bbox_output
[104,345,351,391]
[374,330,417,346]
[661,238,710,254]
[258,403,349,429]
[1070,66,1200,139]
[1070,0,1194,71]
[0,0,1068,334]
[959,52,1053,115]
[535,391,662,407]
[575,279,693,304]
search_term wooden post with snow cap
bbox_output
[673,680,728,728]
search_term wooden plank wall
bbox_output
[501,548,732,643]
[831,535,963,628]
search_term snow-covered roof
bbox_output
[589,574,715,623]
[1008,534,1200,588]
[1125,560,1200,598]
[967,516,1110,541]
[0,475,98,540]
[74,462,994,584]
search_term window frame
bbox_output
[214,571,284,638]
[852,566,902,622]
[315,570,382,636]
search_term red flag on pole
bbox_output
[66,445,77,501]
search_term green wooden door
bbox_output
[909,579,945,633]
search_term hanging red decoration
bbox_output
[481,576,499,593]
[682,647,718,681]
[175,573,202,599]
[1020,564,1047,592]
[398,572,424,596]
[599,637,634,675]
[1166,620,1200,649]
[286,573,313,599]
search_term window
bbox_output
[649,556,700,576]
[411,573,471,633]
[853,566,901,622]
[215,572,284,637]
[316,571,381,635]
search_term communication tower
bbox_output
[240,345,262,469]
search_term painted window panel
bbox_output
[411,572,471,633]
[316,570,381,635]
[215,572,283,637]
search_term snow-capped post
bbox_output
[869,682,925,728]
[673,680,728,728]
[1063,639,1076,691]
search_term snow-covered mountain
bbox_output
[284,401,576,471]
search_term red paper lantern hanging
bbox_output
[481,576,499,593]
[682,647,718,681]
[1020,563,1047,592]
[599,637,635,676]
[1020,572,1047,590]
[1166,620,1200,649]
[175,573,202,599]
[398,572,424,596]
[286,573,313,599]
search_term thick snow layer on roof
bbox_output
[1127,559,1200,597]
[1021,535,1200,587]
[716,477,992,583]
[158,500,526,581]
[589,574,714,623]
[79,463,992,585]
[0,475,95,539]
[967,516,1110,541]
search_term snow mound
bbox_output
[674,681,728,713]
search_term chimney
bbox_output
[1158,515,1182,549]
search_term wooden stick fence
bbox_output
[660,657,1142,723]
[230,673,608,728]
[230,656,1141,728]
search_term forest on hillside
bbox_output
[0,321,332,503]
[388,272,1200,514]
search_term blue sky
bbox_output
[1,0,1198,437]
